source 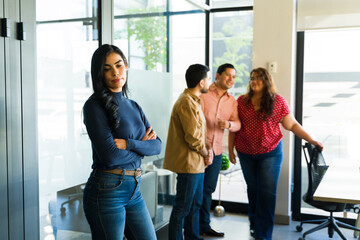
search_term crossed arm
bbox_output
[113,127,157,150]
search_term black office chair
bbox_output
[60,184,85,213]
[297,142,359,240]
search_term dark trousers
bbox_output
[237,140,283,240]
[199,154,222,232]
[169,172,204,240]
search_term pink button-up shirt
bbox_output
[200,83,241,156]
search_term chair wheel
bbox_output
[296,225,303,232]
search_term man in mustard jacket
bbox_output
[163,64,213,240]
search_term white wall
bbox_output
[252,0,297,224]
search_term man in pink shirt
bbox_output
[199,63,241,237]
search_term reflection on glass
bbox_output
[211,10,253,204]
[301,29,360,220]
[37,21,97,239]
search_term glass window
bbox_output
[37,3,98,239]
[114,16,167,72]
[170,0,205,11]
[211,10,253,204]
[301,28,360,220]
[212,10,253,98]
[211,0,253,4]
[170,13,206,75]
[114,0,167,16]
[36,0,94,21]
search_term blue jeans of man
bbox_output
[199,154,222,232]
[169,172,204,240]
[237,140,283,240]
[83,169,156,240]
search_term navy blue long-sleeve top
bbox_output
[83,91,162,170]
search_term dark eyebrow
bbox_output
[104,59,122,67]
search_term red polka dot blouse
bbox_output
[234,94,290,155]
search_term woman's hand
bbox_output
[113,138,127,150]
[281,114,324,152]
[142,127,157,141]
[310,140,324,152]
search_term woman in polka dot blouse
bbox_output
[228,67,323,240]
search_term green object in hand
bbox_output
[221,154,230,170]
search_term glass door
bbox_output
[36,0,98,239]
[300,28,360,220]
[211,9,253,204]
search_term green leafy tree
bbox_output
[126,7,167,71]
[213,17,253,87]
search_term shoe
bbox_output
[250,229,255,237]
[200,228,225,237]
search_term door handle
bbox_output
[17,22,26,41]
[1,18,11,37]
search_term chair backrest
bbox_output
[303,142,328,201]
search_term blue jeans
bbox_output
[237,141,283,240]
[199,154,222,232]
[83,169,156,240]
[169,172,204,240]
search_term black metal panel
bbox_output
[292,31,304,220]
[210,6,253,13]
[205,9,210,67]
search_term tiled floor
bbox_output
[55,209,359,240]
[203,212,358,240]
[156,211,359,240]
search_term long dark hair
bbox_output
[91,44,128,131]
[245,67,276,119]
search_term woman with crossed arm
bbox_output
[82,44,161,240]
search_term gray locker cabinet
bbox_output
[0,0,38,239]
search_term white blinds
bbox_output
[297,0,360,30]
